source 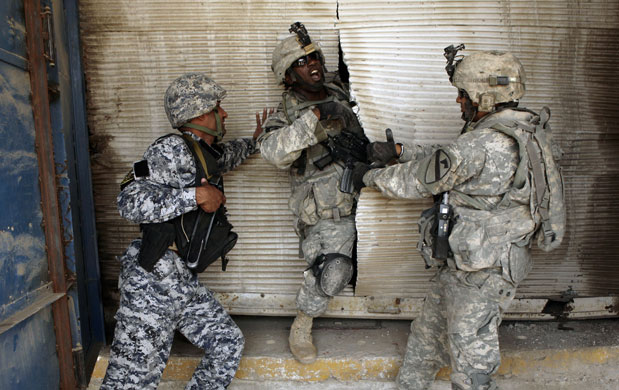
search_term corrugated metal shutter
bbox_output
[339,0,619,298]
[80,0,619,318]
[79,0,340,306]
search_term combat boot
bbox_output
[289,311,317,364]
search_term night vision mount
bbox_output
[289,22,316,54]
[444,44,465,82]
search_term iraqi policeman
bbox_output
[353,47,564,389]
[259,22,369,364]
[101,73,262,389]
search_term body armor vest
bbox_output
[137,134,237,273]
[283,83,366,226]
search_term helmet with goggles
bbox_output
[445,45,526,112]
[164,73,227,141]
[272,22,325,84]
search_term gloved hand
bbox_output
[317,101,353,123]
[351,162,371,192]
[367,128,398,166]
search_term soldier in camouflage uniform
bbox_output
[259,23,368,364]
[353,49,564,390]
[102,73,262,390]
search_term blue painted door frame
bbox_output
[0,0,105,388]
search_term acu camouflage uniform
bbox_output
[102,132,255,390]
[364,107,551,390]
[259,82,364,317]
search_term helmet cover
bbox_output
[271,25,325,84]
[452,51,526,111]
[164,73,227,128]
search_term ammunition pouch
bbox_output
[448,205,534,272]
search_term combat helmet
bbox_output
[164,73,227,140]
[272,22,325,84]
[445,45,526,112]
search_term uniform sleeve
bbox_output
[117,135,198,224]
[258,106,323,169]
[397,142,441,163]
[363,137,486,200]
[217,137,256,174]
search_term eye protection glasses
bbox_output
[293,52,322,67]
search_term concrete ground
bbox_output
[88,316,619,389]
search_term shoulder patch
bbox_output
[133,159,150,178]
[424,149,452,184]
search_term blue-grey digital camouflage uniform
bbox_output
[363,108,543,390]
[101,132,255,390]
[259,83,362,317]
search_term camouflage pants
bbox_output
[296,215,356,317]
[397,267,516,390]
[101,241,244,390]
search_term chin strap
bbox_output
[181,108,224,141]
[460,98,479,134]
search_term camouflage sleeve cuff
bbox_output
[314,121,328,143]
[300,108,324,144]
[397,143,440,164]
[247,137,258,154]
[398,143,415,163]
[362,162,431,200]
[184,187,198,208]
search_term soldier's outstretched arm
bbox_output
[363,139,485,200]
[259,106,326,169]
[217,138,257,174]
[117,136,198,224]
[396,142,443,163]
[216,107,273,174]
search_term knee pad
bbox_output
[452,372,496,390]
[310,253,354,296]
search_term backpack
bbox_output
[491,107,566,251]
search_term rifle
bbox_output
[311,126,369,193]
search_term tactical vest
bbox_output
[282,83,366,226]
[419,108,566,282]
[136,133,237,273]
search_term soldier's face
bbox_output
[292,52,324,86]
[191,102,228,144]
[456,90,482,122]
[204,102,227,130]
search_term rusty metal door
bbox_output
[0,0,104,388]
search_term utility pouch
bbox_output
[417,203,441,268]
[448,205,535,272]
[137,222,176,272]
[175,206,237,273]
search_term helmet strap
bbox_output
[181,109,224,142]
[460,96,478,133]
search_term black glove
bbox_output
[318,101,353,123]
[351,162,371,192]
[367,128,398,166]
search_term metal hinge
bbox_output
[41,5,55,67]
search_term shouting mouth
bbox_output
[310,69,322,82]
